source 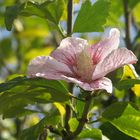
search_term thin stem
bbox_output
[123,0,135,101]
[47,126,61,136]
[39,128,47,140]
[39,125,61,140]
[14,118,21,138]
[123,0,131,50]
[63,93,92,140]
[88,117,103,124]
[57,24,66,38]
[67,0,73,36]
[70,94,85,102]
[131,15,140,49]
[64,0,73,135]
[72,93,92,137]
[64,104,71,132]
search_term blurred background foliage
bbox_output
[0,0,140,140]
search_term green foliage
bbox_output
[102,102,128,120]
[1,0,140,139]
[5,0,65,30]
[75,100,85,118]
[68,118,79,132]
[129,0,140,8]
[103,102,140,139]
[133,2,140,23]
[115,79,140,90]
[105,0,123,27]
[0,38,13,58]
[5,4,22,30]
[100,122,136,140]
[73,0,110,32]
[0,76,70,118]
[20,114,60,140]
[78,128,102,140]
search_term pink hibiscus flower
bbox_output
[27,28,137,93]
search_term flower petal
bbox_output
[90,77,113,93]
[62,76,112,93]
[27,56,73,79]
[51,37,88,65]
[93,48,137,80]
[89,28,120,64]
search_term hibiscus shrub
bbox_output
[1,0,140,140]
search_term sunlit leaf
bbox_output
[133,2,140,23]
[78,128,102,140]
[68,118,79,132]
[122,65,138,80]
[73,0,110,32]
[114,88,126,99]
[100,122,136,140]
[105,0,123,27]
[103,102,140,139]
[53,102,66,117]
[75,100,85,118]
[26,115,40,126]
[132,85,140,97]
[121,65,140,97]
[27,0,48,4]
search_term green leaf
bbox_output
[133,2,140,23]
[0,38,13,58]
[53,102,66,117]
[115,79,140,90]
[78,128,102,140]
[100,122,136,140]
[0,76,69,96]
[103,102,140,139]
[68,118,79,132]
[39,0,65,24]
[26,0,49,4]
[73,0,110,32]
[129,0,140,9]
[5,0,65,30]
[0,76,70,118]
[20,115,60,140]
[105,0,123,27]
[21,0,65,23]
[75,100,85,118]
[3,108,39,119]
[114,88,126,99]
[102,102,128,120]
[20,2,45,17]
[5,4,23,30]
